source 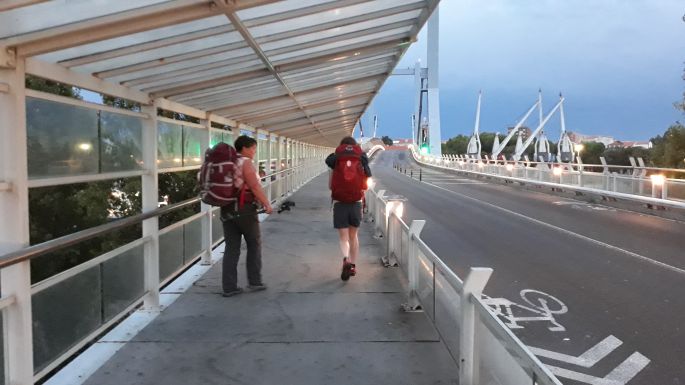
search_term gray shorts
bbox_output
[333,201,362,229]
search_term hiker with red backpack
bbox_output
[199,135,273,297]
[325,137,372,281]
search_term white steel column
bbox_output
[0,52,34,385]
[200,116,212,265]
[275,135,283,200]
[427,6,442,157]
[413,60,422,145]
[141,100,160,310]
[266,132,273,203]
[459,267,493,385]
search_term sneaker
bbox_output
[247,283,267,292]
[349,264,356,276]
[341,258,351,281]
[222,287,243,297]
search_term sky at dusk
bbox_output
[362,0,685,142]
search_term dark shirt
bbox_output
[325,152,372,177]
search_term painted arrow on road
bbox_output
[530,335,650,385]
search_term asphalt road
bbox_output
[371,150,685,385]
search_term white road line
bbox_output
[417,178,685,277]
[530,335,622,367]
[545,352,650,385]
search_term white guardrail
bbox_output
[412,149,685,211]
[364,187,562,385]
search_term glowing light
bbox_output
[420,146,429,155]
[650,174,665,186]
[173,158,182,163]
[477,162,484,168]
[574,144,585,152]
[505,164,514,171]
[193,157,201,162]
[553,167,563,176]
[394,202,404,218]
[367,177,375,190]
[77,142,92,151]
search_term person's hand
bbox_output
[263,204,273,214]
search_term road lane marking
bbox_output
[530,336,622,367]
[544,352,650,385]
[483,289,568,331]
[414,176,685,277]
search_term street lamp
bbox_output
[574,143,584,153]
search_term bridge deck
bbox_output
[82,174,458,385]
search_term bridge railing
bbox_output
[412,149,685,210]
[365,187,562,385]
[0,158,326,384]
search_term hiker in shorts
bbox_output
[221,135,273,297]
[325,136,372,281]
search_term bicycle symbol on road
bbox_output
[482,289,568,331]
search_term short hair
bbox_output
[340,136,357,145]
[234,135,257,151]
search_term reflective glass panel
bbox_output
[100,111,144,172]
[26,98,99,178]
[434,270,461,360]
[183,126,205,167]
[157,121,183,169]
[183,217,204,264]
[32,266,102,372]
[102,244,145,322]
[159,226,184,282]
[212,209,223,244]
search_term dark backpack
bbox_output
[198,142,242,206]
[331,144,367,202]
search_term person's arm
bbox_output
[242,161,273,214]
[360,153,372,177]
[325,153,336,169]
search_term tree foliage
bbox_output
[381,136,393,146]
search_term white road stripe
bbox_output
[529,335,622,367]
[416,177,685,277]
[545,352,650,385]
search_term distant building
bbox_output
[393,138,414,145]
[568,132,615,146]
[607,140,653,149]
[507,126,532,141]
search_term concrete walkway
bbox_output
[84,174,459,385]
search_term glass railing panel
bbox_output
[477,318,534,385]
[399,228,409,274]
[32,265,102,373]
[183,216,203,264]
[668,180,685,200]
[434,269,461,360]
[182,126,204,167]
[212,209,224,244]
[1,311,4,385]
[102,244,145,322]
[159,227,184,282]
[157,121,183,169]
[416,250,435,321]
[99,111,144,172]
[26,97,99,178]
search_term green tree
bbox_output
[579,142,606,165]
[650,124,685,168]
[381,136,393,146]
[442,134,469,154]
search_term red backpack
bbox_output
[198,142,243,206]
[331,144,367,202]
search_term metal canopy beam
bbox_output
[7,1,282,57]
[0,0,48,12]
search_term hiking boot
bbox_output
[349,264,356,276]
[247,283,267,292]
[222,287,243,297]
[341,258,351,281]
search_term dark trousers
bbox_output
[221,205,262,292]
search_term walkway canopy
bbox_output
[0,0,437,146]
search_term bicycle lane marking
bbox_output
[417,178,685,277]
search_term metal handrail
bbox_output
[0,197,201,269]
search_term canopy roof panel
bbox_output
[0,0,438,146]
